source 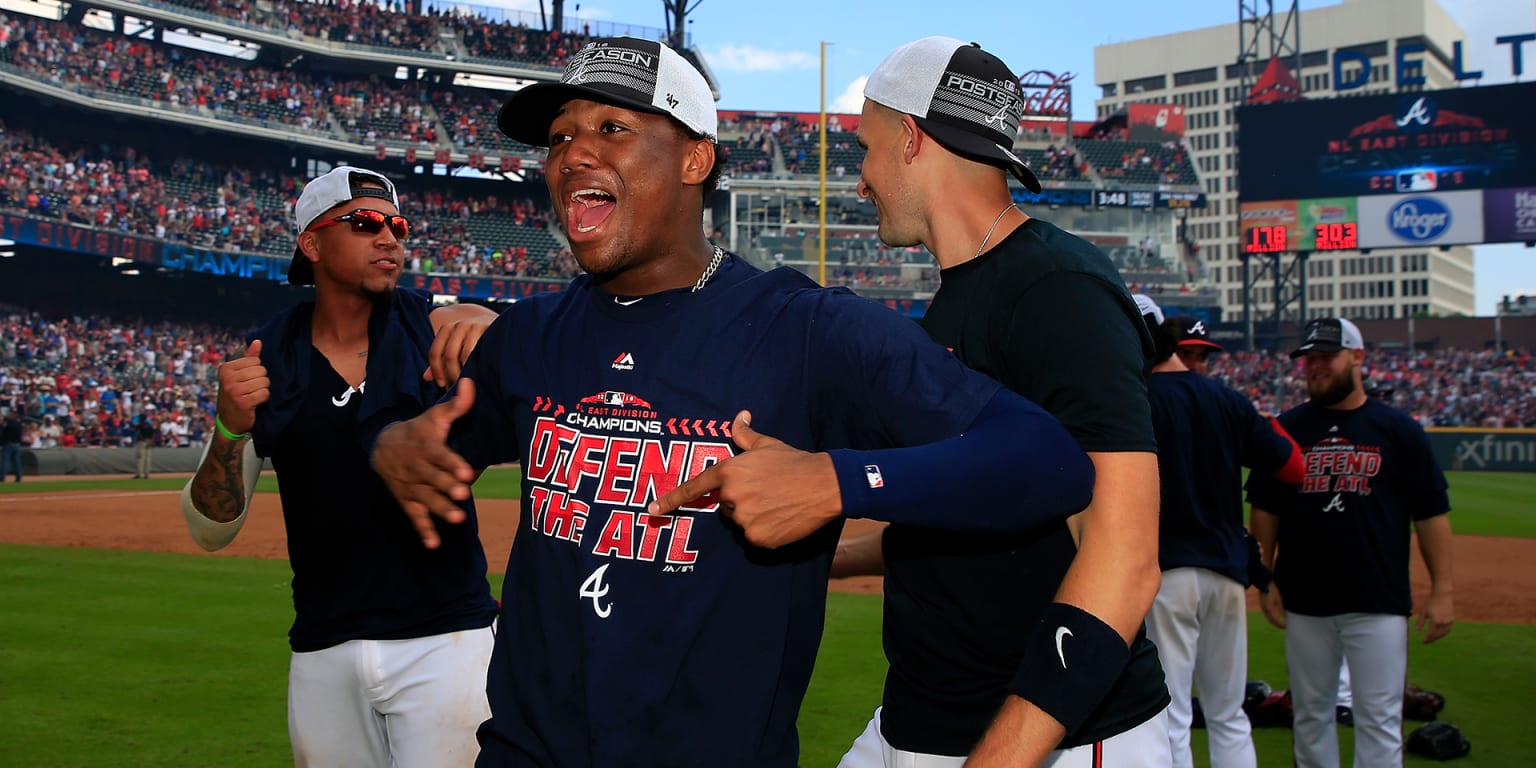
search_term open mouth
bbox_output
[570,188,617,234]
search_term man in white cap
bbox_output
[1248,317,1455,768]
[368,36,1097,767]
[182,165,498,766]
[834,36,1170,768]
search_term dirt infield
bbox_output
[2,478,1532,624]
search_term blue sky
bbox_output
[475,0,1536,315]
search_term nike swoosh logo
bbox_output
[1055,626,1073,668]
[614,297,643,306]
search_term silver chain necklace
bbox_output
[692,246,725,292]
[974,204,1018,259]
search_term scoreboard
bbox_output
[1236,82,1536,251]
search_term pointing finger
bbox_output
[648,462,725,516]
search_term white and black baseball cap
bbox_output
[864,36,1041,193]
[1133,293,1164,326]
[1290,317,1364,359]
[290,166,399,285]
[498,37,717,147]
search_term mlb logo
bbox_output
[864,464,885,489]
[1396,169,1437,193]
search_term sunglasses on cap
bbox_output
[306,208,412,241]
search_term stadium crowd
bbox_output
[1212,347,1536,428]
[0,307,241,450]
[2,300,1531,459]
[0,118,583,277]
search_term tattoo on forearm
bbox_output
[190,438,247,523]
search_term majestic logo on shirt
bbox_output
[612,352,636,371]
[1301,436,1382,498]
[331,380,366,407]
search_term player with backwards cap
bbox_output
[831,37,1171,767]
[182,166,499,766]
[368,36,1097,767]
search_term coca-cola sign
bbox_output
[1017,70,1074,118]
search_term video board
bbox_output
[1236,82,1535,253]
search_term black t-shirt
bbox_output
[1245,398,1449,616]
[1150,371,1294,581]
[881,218,1169,754]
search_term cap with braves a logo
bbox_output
[498,36,718,147]
[1290,317,1364,359]
[1169,314,1224,352]
[864,36,1042,193]
[290,166,400,285]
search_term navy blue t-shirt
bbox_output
[449,256,1003,768]
[251,289,497,652]
[1149,371,1294,582]
[1246,397,1450,617]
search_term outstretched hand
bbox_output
[372,379,478,548]
[647,411,841,548]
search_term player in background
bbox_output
[1167,314,1223,375]
[1138,297,1303,768]
[1168,310,1358,725]
[1247,317,1455,768]
[181,166,499,767]
[831,37,1169,768]
[369,36,1096,768]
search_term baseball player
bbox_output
[1247,317,1455,768]
[1139,298,1303,768]
[181,166,500,766]
[832,37,1170,768]
[1170,311,1359,727]
[368,37,1096,767]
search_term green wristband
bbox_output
[215,415,250,442]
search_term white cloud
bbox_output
[829,76,868,113]
[703,44,818,73]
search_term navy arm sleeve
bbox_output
[829,388,1095,531]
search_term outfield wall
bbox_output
[16,431,1535,477]
[12,447,207,477]
[1430,428,1536,473]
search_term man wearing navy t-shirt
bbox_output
[369,37,1095,768]
[1247,318,1455,768]
[1141,299,1302,768]
[182,166,500,766]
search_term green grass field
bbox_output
[0,469,1529,766]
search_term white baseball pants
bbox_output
[837,706,1172,768]
[288,625,495,767]
[1284,612,1407,768]
[1144,567,1255,768]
